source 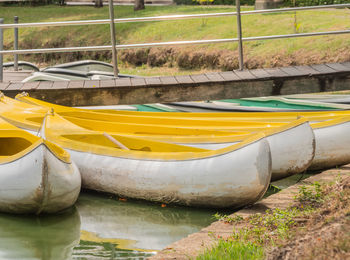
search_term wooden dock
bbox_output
[2,70,32,83]
[1,62,350,106]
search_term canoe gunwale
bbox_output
[45,117,268,162]
[0,118,71,164]
[0,139,42,165]
[0,137,71,165]
[311,115,350,129]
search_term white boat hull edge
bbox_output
[69,138,272,208]
[178,122,315,181]
[267,122,315,181]
[311,121,350,170]
[0,144,81,214]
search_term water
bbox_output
[0,192,216,260]
[0,173,316,260]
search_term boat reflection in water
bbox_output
[0,192,215,260]
[75,192,216,258]
[0,207,80,260]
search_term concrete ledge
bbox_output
[150,166,350,259]
[2,63,350,106]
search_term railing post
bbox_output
[14,16,18,71]
[0,18,3,83]
[108,0,119,77]
[236,0,244,70]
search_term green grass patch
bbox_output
[294,181,324,205]
[213,212,244,224]
[197,239,264,260]
[197,180,333,259]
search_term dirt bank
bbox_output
[15,45,350,72]
[120,47,350,71]
[151,167,350,259]
[267,176,350,259]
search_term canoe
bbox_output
[119,96,350,112]
[0,95,312,180]
[161,102,293,112]
[65,114,350,173]
[3,61,39,71]
[61,116,315,181]
[0,117,81,214]
[21,60,137,82]
[133,104,180,112]
[60,113,350,174]
[165,96,348,112]
[75,104,137,111]
[15,93,350,122]
[284,93,350,105]
[2,94,288,131]
[220,97,350,110]
[48,60,114,73]
[22,71,87,82]
[9,94,350,172]
[22,68,116,83]
[45,60,137,79]
[309,116,350,170]
[1,95,313,181]
[40,112,272,208]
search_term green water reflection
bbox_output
[0,192,216,260]
[0,172,317,260]
[74,192,216,259]
[0,208,80,260]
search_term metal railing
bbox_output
[0,3,349,82]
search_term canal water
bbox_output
[0,191,216,260]
[0,173,314,260]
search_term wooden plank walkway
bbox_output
[2,70,32,83]
[1,62,350,106]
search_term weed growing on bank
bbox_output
[198,177,348,259]
[197,239,263,260]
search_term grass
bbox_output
[213,212,244,224]
[0,4,349,75]
[120,65,220,76]
[197,239,264,260]
[198,178,349,259]
[294,181,324,205]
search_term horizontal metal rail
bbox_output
[1,29,349,55]
[0,4,349,29]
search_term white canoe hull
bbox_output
[310,120,350,170]
[262,122,315,181]
[69,139,272,208]
[0,144,81,214]
[178,122,315,181]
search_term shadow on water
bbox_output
[0,207,80,260]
